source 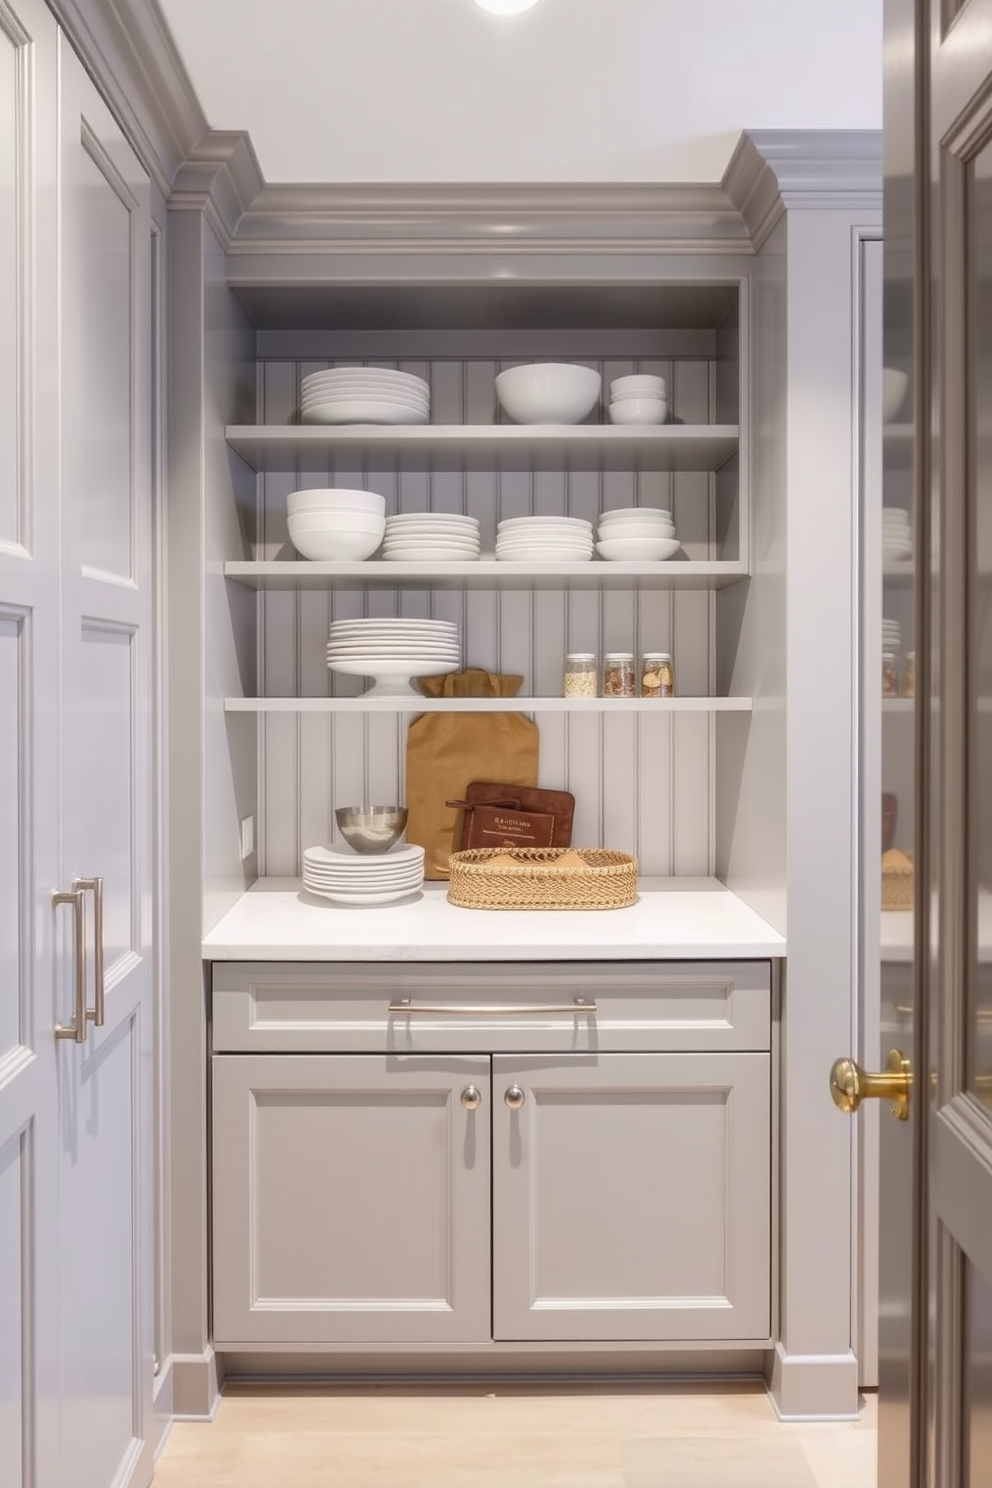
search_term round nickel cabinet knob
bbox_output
[460,1085,482,1110]
[504,1085,526,1111]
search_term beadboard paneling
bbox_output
[254,347,728,877]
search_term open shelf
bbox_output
[225,423,740,475]
[224,559,749,591]
[225,696,754,715]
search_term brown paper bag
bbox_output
[406,670,539,879]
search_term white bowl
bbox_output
[883,369,909,423]
[609,399,668,426]
[289,529,384,561]
[611,387,669,403]
[596,537,681,562]
[288,511,386,535]
[287,488,386,518]
[598,524,675,541]
[599,507,672,522]
[611,374,667,396]
[495,364,601,425]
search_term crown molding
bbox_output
[170,131,266,247]
[724,129,882,251]
[47,0,207,196]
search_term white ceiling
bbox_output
[158,0,882,185]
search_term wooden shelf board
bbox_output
[225,696,754,715]
[224,559,749,592]
[225,423,739,475]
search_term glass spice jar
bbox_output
[603,653,635,698]
[882,652,900,699]
[641,652,675,698]
[563,653,597,699]
[903,651,915,699]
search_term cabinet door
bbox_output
[0,1,60,1484]
[492,1053,771,1343]
[55,39,155,1488]
[212,1054,492,1346]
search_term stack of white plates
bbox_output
[883,619,901,653]
[326,617,460,697]
[883,508,912,563]
[382,513,482,563]
[495,516,594,562]
[596,506,680,562]
[303,843,425,905]
[301,368,430,426]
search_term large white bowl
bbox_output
[609,398,668,426]
[288,511,386,534]
[611,374,667,396]
[495,364,601,425]
[289,529,384,561]
[598,524,675,541]
[287,488,386,518]
[883,368,909,423]
[596,537,681,562]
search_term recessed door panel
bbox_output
[493,1052,771,1342]
[212,1054,492,1346]
[0,15,26,551]
[0,614,24,1059]
[59,1015,140,1488]
[0,1128,26,1488]
[66,132,134,581]
[71,623,135,971]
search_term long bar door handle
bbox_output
[53,888,87,1043]
[388,998,597,1016]
[74,877,105,1027]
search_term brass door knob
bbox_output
[460,1085,482,1110]
[504,1085,526,1111]
[830,1049,912,1121]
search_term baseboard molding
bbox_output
[151,1357,175,1456]
[169,1348,221,1421]
[765,1343,861,1420]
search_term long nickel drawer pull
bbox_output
[388,997,597,1016]
[74,877,105,1027]
[53,888,87,1043]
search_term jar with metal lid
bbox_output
[641,652,675,698]
[882,652,900,699]
[903,651,915,699]
[603,652,635,698]
[564,653,597,699]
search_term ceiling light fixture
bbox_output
[473,0,543,14]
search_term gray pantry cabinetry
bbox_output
[210,961,773,1351]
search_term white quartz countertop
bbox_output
[202,877,787,962]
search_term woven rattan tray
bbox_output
[447,847,638,911]
[882,862,913,912]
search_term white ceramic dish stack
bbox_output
[609,375,669,426]
[302,843,425,905]
[495,515,594,563]
[286,488,386,561]
[883,619,901,653]
[382,512,482,563]
[495,363,601,424]
[883,507,912,563]
[596,507,681,562]
[326,617,460,697]
[300,367,431,425]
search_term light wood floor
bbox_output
[154,1382,878,1487]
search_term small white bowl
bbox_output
[599,507,672,523]
[883,369,909,423]
[609,398,668,426]
[598,524,675,542]
[288,529,384,562]
[288,512,386,537]
[495,363,601,424]
[287,488,386,518]
[611,374,667,396]
[596,537,681,562]
[610,387,668,403]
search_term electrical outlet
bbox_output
[239,814,255,861]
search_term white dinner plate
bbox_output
[302,368,429,389]
[498,515,592,529]
[328,620,457,633]
[304,885,424,906]
[496,550,594,562]
[302,403,431,426]
[304,871,424,888]
[383,524,481,537]
[304,843,424,865]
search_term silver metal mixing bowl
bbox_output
[335,806,409,855]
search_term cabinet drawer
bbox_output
[211,961,771,1054]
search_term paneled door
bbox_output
[492,1053,771,1342]
[212,1054,492,1346]
[55,38,155,1488]
[0,0,60,1483]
